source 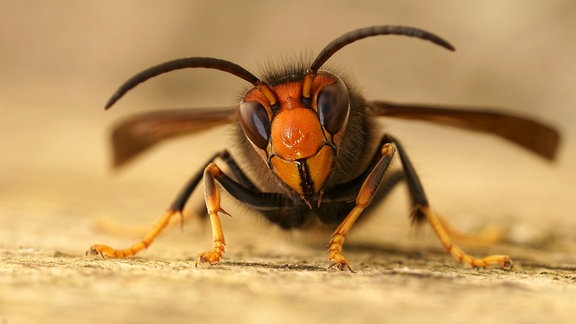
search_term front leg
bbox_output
[195,163,227,266]
[328,143,396,271]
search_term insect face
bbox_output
[239,72,350,200]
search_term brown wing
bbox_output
[111,107,236,168]
[368,101,560,160]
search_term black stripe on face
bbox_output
[296,159,315,198]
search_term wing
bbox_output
[111,107,236,168]
[368,101,560,161]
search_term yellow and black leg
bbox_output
[86,150,284,263]
[194,162,228,266]
[389,134,512,268]
[327,142,396,270]
[327,134,513,270]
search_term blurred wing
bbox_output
[111,107,236,168]
[368,101,560,160]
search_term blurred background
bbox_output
[1,1,575,256]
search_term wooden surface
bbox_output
[1,2,576,323]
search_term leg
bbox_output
[86,150,297,261]
[326,134,513,271]
[93,151,257,239]
[86,151,237,259]
[193,160,303,265]
[170,150,260,213]
[388,134,512,269]
[86,209,178,258]
[328,143,396,270]
[195,163,227,266]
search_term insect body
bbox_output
[87,25,559,270]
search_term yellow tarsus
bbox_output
[422,205,513,269]
[86,210,179,258]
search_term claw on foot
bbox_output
[195,241,225,267]
[465,254,513,270]
[86,244,129,258]
[86,210,179,259]
[327,233,354,272]
[328,252,354,272]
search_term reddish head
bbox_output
[239,73,350,198]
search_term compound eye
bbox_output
[239,101,271,149]
[316,81,350,135]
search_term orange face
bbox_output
[239,73,350,199]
